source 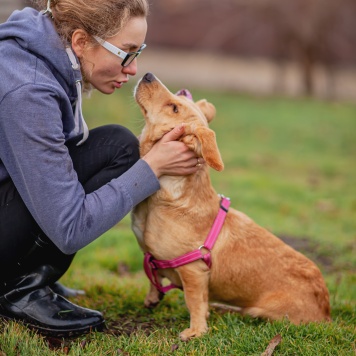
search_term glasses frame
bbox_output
[93,35,146,67]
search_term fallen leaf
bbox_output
[260,334,282,356]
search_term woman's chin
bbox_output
[94,85,116,95]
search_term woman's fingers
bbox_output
[159,124,185,143]
[142,125,204,177]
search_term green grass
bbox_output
[1,85,355,355]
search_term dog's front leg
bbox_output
[177,264,210,341]
[144,275,164,308]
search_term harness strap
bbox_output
[143,196,231,294]
[204,196,231,251]
[144,253,180,293]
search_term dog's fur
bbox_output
[132,73,331,341]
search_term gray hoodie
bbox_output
[0,8,159,254]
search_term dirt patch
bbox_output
[104,315,171,337]
[279,235,335,272]
[43,316,178,352]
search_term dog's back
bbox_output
[206,208,331,323]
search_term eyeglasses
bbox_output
[93,35,146,67]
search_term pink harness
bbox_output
[143,196,231,294]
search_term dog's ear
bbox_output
[195,127,224,171]
[195,99,216,123]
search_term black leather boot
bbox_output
[15,235,86,298]
[0,235,105,336]
[0,265,104,336]
[50,282,85,298]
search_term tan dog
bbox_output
[132,73,331,341]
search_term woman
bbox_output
[0,0,201,336]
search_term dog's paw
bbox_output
[179,326,208,341]
[144,299,160,308]
[144,291,164,308]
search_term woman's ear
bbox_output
[195,99,216,123]
[71,29,89,58]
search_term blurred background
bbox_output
[2,0,356,102]
[1,2,355,340]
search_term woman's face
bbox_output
[80,16,147,94]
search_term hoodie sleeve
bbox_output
[0,83,160,254]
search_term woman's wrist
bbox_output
[142,155,161,178]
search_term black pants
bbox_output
[0,125,140,282]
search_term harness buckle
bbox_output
[198,245,211,254]
[199,245,212,268]
[218,193,230,200]
[219,195,230,212]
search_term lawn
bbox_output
[1,83,355,355]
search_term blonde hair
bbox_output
[32,0,149,42]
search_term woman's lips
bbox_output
[114,78,129,88]
[114,81,123,88]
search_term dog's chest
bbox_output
[131,217,144,246]
[133,206,192,256]
[131,202,149,251]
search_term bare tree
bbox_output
[149,0,356,97]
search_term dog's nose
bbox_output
[142,72,156,83]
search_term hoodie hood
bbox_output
[0,7,88,145]
[0,7,81,101]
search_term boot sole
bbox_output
[0,312,106,337]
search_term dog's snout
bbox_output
[143,72,156,83]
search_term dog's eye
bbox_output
[170,104,179,113]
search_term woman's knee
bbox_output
[92,124,140,159]
[68,124,141,192]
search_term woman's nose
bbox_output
[122,59,138,76]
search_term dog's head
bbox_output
[134,73,224,171]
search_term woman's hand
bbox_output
[142,124,204,178]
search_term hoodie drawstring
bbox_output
[43,0,53,18]
[74,80,89,146]
[65,46,89,146]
